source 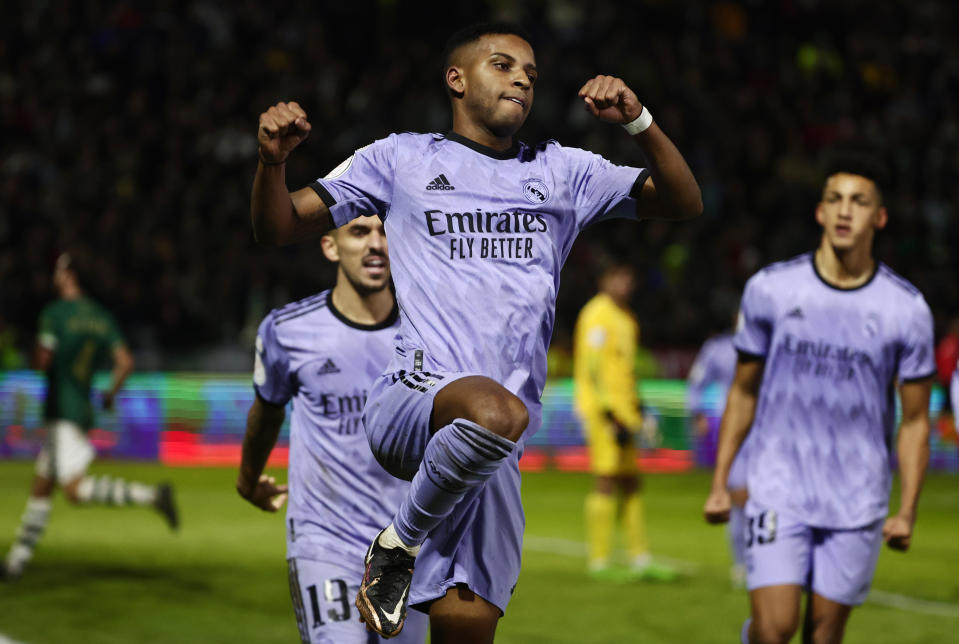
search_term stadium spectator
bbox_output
[2,1,958,365]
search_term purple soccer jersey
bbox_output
[735,253,935,528]
[253,290,406,561]
[687,332,750,487]
[312,132,647,437]
[687,333,737,416]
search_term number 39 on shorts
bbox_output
[746,510,777,547]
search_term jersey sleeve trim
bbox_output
[309,181,337,207]
[628,169,651,199]
[37,332,57,350]
[900,369,936,384]
[735,349,765,362]
[253,383,291,407]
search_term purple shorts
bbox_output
[744,500,883,606]
[363,370,525,615]
[287,556,428,644]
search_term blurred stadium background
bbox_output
[2,1,959,642]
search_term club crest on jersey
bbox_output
[317,358,341,375]
[522,178,549,204]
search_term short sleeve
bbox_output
[565,146,647,229]
[37,305,58,350]
[733,272,774,359]
[253,315,294,406]
[898,295,935,382]
[311,135,397,227]
[686,342,713,413]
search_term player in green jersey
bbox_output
[2,253,179,580]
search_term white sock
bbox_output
[377,523,420,556]
[5,496,52,574]
[76,475,157,506]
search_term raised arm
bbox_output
[579,75,702,220]
[883,377,932,551]
[252,101,334,246]
[236,393,289,512]
[703,356,764,523]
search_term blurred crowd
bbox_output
[2,0,957,370]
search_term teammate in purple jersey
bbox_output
[236,216,427,644]
[251,22,701,641]
[703,154,934,644]
[687,329,750,587]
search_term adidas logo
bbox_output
[426,174,455,191]
[317,358,340,375]
[786,307,804,319]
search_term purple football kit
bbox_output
[734,253,934,604]
[312,131,648,612]
[687,332,750,487]
[254,290,427,643]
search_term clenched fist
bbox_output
[258,101,312,164]
[578,75,643,125]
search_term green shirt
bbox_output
[38,297,124,429]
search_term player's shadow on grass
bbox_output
[24,561,215,594]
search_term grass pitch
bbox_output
[0,462,957,643]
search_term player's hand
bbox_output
[258,101,312,164]
[578,75,643,125]
[882,514,914,552]
[237,473,288,512]
[693,414,710,437]
[703,488,731,524]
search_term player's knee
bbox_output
[751,614,798,644]
[468,391,528,442]
[806,613,847,644]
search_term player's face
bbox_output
[601,267,635,303]
[457,34,537,136]
[323,216,390,295]
[815,173,887,252]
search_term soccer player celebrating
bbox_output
[573,262,676,582]
[252,23,701,641]
[687,318,748,587]
[703,154,935,644]
[3,253,178,580]
[237,216,427,643]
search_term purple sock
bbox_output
[741,617,752,644]
[392,419,515,547]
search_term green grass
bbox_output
[0,462,957,643]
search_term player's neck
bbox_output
[450,114,514,152]
[814,242,875,289]
[60,285,82,300]
[330,283,395,327]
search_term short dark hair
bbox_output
[822,149,890,202]
[442,22,532,73]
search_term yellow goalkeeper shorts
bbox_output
[581,413,637,476]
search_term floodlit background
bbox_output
[2,1,958,642]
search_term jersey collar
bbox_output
[326,290,399,331]
[444,131,521,160]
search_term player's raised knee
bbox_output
[468,389,529,442]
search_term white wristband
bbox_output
[622,106,653,135]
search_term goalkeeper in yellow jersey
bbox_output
[573,263,676,582]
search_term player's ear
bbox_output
[320,233,339,263]
[446,66,465,98]
[875,205,888,230]
[814,203,825,227]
